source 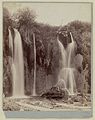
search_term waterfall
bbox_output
[57,36,67,68]
[67,32,75,67]
[32,33,37,96]
[9,29,13,57]
[9,28,24,97]
[58,32,76,95]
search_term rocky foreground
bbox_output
[3,95,91,111]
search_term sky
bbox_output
[3,2,92,26]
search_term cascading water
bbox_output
[57,36,67,68]
[32,33,37,96]
[65,32,76,95]
[9,29,13,57]
[67,32,75,67]
[9,28,24,97]
[58,32,76,95]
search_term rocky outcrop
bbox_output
[41,86,69,100]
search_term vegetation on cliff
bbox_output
[3,7,91,96]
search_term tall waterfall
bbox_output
[32,33,37,96]
[58,32,76,95]
[9,28,24,97]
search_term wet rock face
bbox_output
[41,86,69,100]
[57,30,74,48]
[58,31,70,49]
[3,56,12,97]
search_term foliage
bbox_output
[13,8,36,28]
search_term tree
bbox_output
[3,7,11,28]
[14,8,36,29]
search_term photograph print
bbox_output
[3,1,92,115]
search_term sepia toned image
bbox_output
[2,2,92,117]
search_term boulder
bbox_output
[71,95,83,102]
[55,79,66,89]
[74,54,83,70]
[41,86,69,100]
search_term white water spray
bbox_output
[58,32,76,95]
[9,28,24,97]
